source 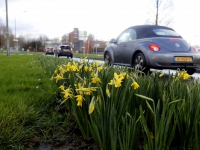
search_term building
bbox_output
[69,28,107,54]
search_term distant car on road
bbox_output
[104,25,200,75]
[194,45,200,52]
[55,45,73,58]
[45,47,54,55]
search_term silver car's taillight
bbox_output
[149,44,161,52]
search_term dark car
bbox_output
[104,25,200,75]
[45,47,54,55]
[55,45,73,58]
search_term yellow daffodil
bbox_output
[89,66,93,71]
[131,81,140,90]
[175,77,179,82]
[82,57,88,63]
[54,69,58,74]
[97,66,103,72]
[92,61,100,67]
[92,77,102,84]
[119,73,126,79]
[75,83,84,95]
[64,62,71,72]
[91,70,102,84]
[106,88,110,98]
[71,65,78,71]
[178,70,191,80]
[179,71,185,78]
[79,64,84,71]
[84,65,89,72]
[59,85,65,91]
[91,72,95,77]
[126,74,130,79]
[75,84,97,95]
[84,78,87,85]
[58,65,63,71]
[108,72,124,88]
[55,74,63,83]
[75,94,85,107]
[159,73,164,77]
[88,97,95,114]
[183,73,190,80]
[84,91,91,95]
[70,61,79,71]
[62,88,73,99]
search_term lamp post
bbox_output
[5,0,10,56]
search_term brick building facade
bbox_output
[69,28,108,54]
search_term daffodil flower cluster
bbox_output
[158,69,191,81]
[51,57,140,115]
[178,69,191,80]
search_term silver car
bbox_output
[104,25,200,75]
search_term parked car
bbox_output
[55,45,73,58]
[104,25,200,75]
[45,47,54,55]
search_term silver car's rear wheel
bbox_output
[133,52,149,73]
[186,68,196,75]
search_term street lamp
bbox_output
[5,0,10,56]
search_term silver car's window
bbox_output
[129,29,137,40]
[153,29,180,36]
[117,29,132,44]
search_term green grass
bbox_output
[73,52,104,60]
[0,54,70,149]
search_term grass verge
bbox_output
[0,54,71,149]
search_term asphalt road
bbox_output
[49,55,200,80]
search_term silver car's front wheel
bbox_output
[104,52,112,65]
[133,53,149,73]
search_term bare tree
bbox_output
[0,24,14,49]
[87,34,95,41]
[61,34,69,44]
[39,34,49,47]
[145,0,173,27]
[0,18,5,49]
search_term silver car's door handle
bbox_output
[123,44,126,47]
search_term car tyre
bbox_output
[186,68,196,75]
[133,52,149,74]
[104,52,112,65]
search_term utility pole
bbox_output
[5,0,10,56]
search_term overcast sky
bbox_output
[0,0,200,45]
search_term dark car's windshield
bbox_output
[61,46,71,49]
[153,29,180,37]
